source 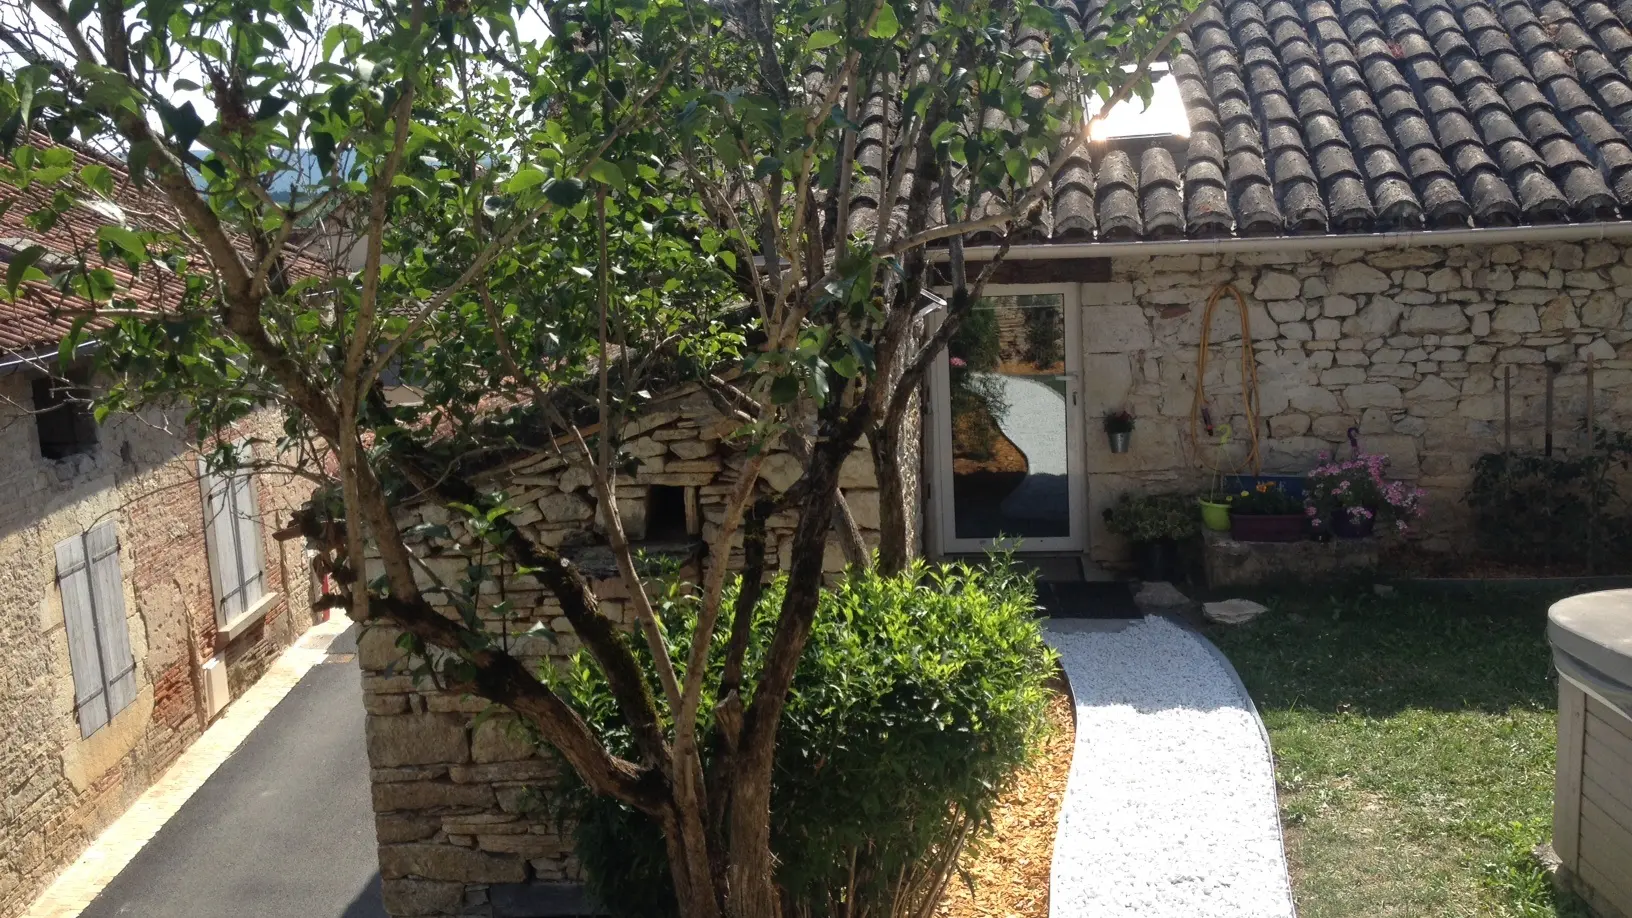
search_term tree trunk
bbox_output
[872,422,912,575]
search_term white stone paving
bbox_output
[1046,616,1296,918]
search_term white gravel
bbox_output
[1046,617,1296,918]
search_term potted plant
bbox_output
[1305,452,1427,538]
[1198,469,1233,532]
[1104,410,1135,454]
[1227,481,1308,542]
[1104,492,1197,581]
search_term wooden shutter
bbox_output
[85,522,137,718]
[201,457,244,622]
[56,533,108,737]
[231,446,266,608]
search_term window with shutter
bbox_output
[55,522,138,738]
[201,444,269,632]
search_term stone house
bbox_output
[0,148,318,918]
[359,0,1632,911]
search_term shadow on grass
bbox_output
[1205,584,1569,718]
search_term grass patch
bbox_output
[1208,587,1590,918]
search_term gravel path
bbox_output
[1046,617,1296,918]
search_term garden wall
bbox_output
[1081,240,1632,563]
[358,384,916,916]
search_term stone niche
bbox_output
[360,383,901,917]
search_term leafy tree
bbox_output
[0,0,1196,911]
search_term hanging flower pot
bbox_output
[1104,410,1134,454]
[1198,499,1232,532]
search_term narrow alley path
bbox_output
[77,626,384,918]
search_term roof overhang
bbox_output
[953,219,1632,263]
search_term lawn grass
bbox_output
[1208,586,1592,918]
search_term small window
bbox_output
[33,371,99,460]
[646,485,693,542]
[56,522,138,737]
[201,445,268,632]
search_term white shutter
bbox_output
[85,522,137,718]
[231,447,266,608]
[201,457,244,623]
[56,534,109,737]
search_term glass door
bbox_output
[930,285,1085,554]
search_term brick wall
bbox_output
[359,384,913,916]
[0,374,317,918]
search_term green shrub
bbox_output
[1103,491,1197,541]
[549,557,1057,917]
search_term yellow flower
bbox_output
[1256,482,1270,493]
[1240,490,1250,497]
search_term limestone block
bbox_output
[1255,270,1302,300]
[1289,384,1340,413]
[381,878,466,916]
[668,439,714,461]
[1540,296,1580,331]
[1581,291,1623,329]
[379,844,528,883]
[377,814,440,844]
[1426,268,1460,291]
[359,624,407,672]
[1321,367,1367,386]
[1492,304,1540,333]
[1401,305,1469,334]
[1406,376,1459,401]
[1581,338,1617,361]
[367,714,471,768]
[1281,321,1313,341]
[1564,271,1609,289]
[1269,413,1311,437]
[1343,296,1403,337]
[449,760,557,784]
[1467,344,1496,362]
[1086,305,1154,353]
[1364,435,1420,477]
[1267,299,1306,323]
[471,717,537,764]
[1499,347,1546,363]
[838,451,876,489]
[758,452,803,492]
[1133,581,1197,614]
[843,489,881,530]
[1313,318,1342,340]
[1329,262,1391,294]
[1324,294,1359,317]
[1344,383,1404,410]
[372,780,494,812]
[1203,599,1269,625]
[539,492,592,523]
[1585,242,1619,268]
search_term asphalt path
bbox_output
[80,627,385,918]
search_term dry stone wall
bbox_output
[1081,240,1632,562]
[361,385,908,916]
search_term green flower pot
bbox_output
[1198,499,1232,532]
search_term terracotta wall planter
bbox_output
[1229,513,1307,542]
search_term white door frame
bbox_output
[926,283,1087,555]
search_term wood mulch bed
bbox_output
[935,690,1074,918]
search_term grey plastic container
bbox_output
[1548,589,1632,918]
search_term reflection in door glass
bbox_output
[947,295,1071,540]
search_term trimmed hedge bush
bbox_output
[549,556,1057,917]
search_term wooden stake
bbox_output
[1545,362,1557,457]
[1503,366,1512,453]
[1587,354,1597,451]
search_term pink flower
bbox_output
[949,356,967,368]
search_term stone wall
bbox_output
[0,377,317,918]
[359,384,908,916]
[1080,240,1632,563]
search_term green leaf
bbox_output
[4,244,47,296]
[321,24,362,61]
[98,224,146,260]
[80,163,114,195]
[66,0,96,24]
[506,167,548,193]
[808,30,842,50]
[586,160,625,190]
[770,374,801,405]
[869,2,901,39]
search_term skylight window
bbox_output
[1086,65,1190,141]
